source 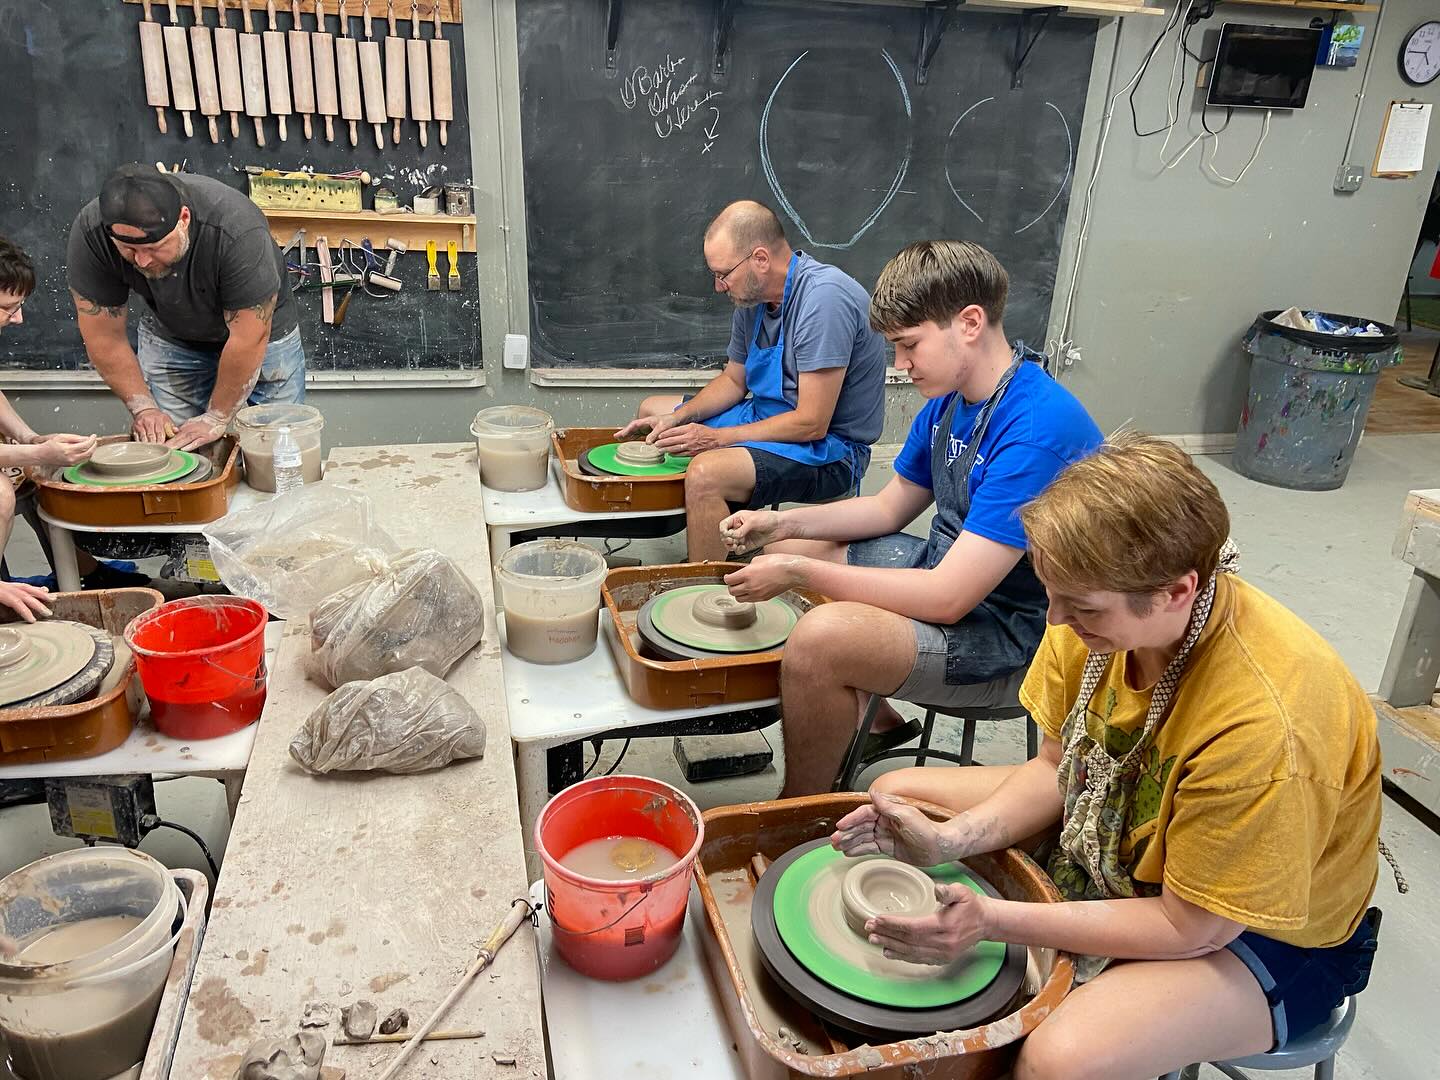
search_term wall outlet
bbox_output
[1334,164,1365,193]
[503,333,529,370]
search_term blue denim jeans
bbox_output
[136,322,306,420]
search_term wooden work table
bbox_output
[169,444,544,1079]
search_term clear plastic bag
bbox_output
[203,487,398,621]
[309,549,486,688]
[289,667,486,774]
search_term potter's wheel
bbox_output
[0,622,115,710]
[581,442,690,477]
[750,839,1026,1039]
[637,585,799,660]
[64,448,201,487]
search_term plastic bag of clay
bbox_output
[289,667,486,774]
[309,548,486,688]
[203,487,398,620]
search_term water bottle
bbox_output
[272,425,305,496]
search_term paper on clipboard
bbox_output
[1375,101,1432,176]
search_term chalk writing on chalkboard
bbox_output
[945,99,1074,236]
[760,49,913,251]
[620,54,724,150]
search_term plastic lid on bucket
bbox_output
[235,403,324,435]
[470,406,554,440]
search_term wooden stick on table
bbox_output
[310,0,339,142]
[238,0,268,145]
[406,0,431,149]
[189,0,222,142]
[384,0,406,145]
[288,0,316,139]
[138,0,170,134]
[335,0,363,147]
[162,0,197,137]
[359,1,387,150]
[430,0,451,148]
[213,0,244,137]
[263,1,292,141]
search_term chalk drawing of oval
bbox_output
[760,50,913,251]
[944,99,1073,235]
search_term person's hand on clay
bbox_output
[719,508,787,554]
[614,411,679,442]
[29,433,98,466]
[166,409,229,452]
[832,792,961,868]
[652,422,728,457]
[0,581,52,623]
[863,882,990,966]
[131,407,176,444]
[723,553,806,602]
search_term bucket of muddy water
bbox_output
[496,540,607,664]
[536,774,703,980]
[0,849,185,1080]
[471,406,554,492]
[235,403,325,492]
[124,596,268,739]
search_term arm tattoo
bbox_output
[72,294,125,319]
[224,294,278,327]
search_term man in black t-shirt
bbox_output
[67,164,305,450]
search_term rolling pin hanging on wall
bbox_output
[335,0,363,147]
[430,1,451,149]
[163,0,197,137]
[138,0,170,135]
[359,2,387,150]
[263,1,292,141]
[238,0,268,145]
[214,0,244,138]
[385,1,406,145]
[189,0,222,142]
[407,0,431,149]
[311,0,339,143]
[289,1,316,139]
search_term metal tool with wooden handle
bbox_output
[359,1,387,150]
[384,1,406,144]
[262,1,292,141]
[213,0,244,137]
[138,0,170,134]
[406,0,431,148]
[163,0,196,137]
[310,0,339,142]
[238,0,268,145]
[189,0,221,142]
[288,0,315,139]
[430,1,451,148]
[335,0,362,147]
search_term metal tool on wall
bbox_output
[311,0,339,143]
[189,0,222,142]
[446,239,460,291]
[384,0,406,145]
[288,0,316,139]
[430,1,452,147]
[335,0,363,147]
[426,239,439,291]
[407,0,431,148]
[262,1,293,141]
[238,0,269,145]
[213,0,244,138]
[162,0,197,137]
[359,1,388,150]
[138,0,170,134]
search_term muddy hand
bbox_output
[832,791,950,867]
[0,582,52,623]
[866,882,989,966]
[166,410,229,451]
[719,508,782,554]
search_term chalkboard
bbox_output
[0,0,477,373]
[517,0,1095,368]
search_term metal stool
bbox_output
[1158,996,1357,1080]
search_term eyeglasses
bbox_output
[0,298,25,320]
[709,250,757,286]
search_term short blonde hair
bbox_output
[869,240,1008,335]
[1020,432,1229,604]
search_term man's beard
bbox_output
[137,228,190,279]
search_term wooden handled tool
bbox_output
[430,1,451,148]
[139,0,170,134]
[406,0,431,148]
[189,0,222,142]
[288,0,315,139]
[213,0,244,137]
[262,1,292,141]
[317,237,335,324]
[238,0,268,145]
[310,0,339,142]
[359,1,387,150]
[384,1,405,144]
[163,0,197,137]
[335,0,363,147]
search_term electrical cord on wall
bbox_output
[1163,108,1272,186]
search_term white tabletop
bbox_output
[482,457,684,529]
[500,613,779,746]
[530,880,747,1080]
[0,622,282,780]
[36,481,271,534]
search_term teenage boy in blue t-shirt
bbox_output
[720,240,1102,797]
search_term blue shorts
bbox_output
[137,322,307,420]
[1226,908,1379,1050]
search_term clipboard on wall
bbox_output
[1373,100,1432,178]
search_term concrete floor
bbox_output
[1,434,1436,1079]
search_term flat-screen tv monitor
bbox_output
[1207,23,1322,110]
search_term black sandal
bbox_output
[861,717,923,761]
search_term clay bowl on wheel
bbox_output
[86,442,173,478]
[840,859,937,938]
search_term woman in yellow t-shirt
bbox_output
[833,432,1381,1080]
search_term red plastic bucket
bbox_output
[123,597,268,740]
[536,775,703,981]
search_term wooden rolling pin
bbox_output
[430,1,451,148]
[310,0,339,142]
[238,0,268,145]
[406,0,430,148]
[214,0,244,137]
[288,0,315,139]
[335,0,362,147]
[138,0,170,134]
[359,1,386,150]
[263,1,292,141]
[163,0,197,137]
[189,0,222,142]
[384,0,405,144]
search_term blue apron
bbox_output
[702,253,863,491]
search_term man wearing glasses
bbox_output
[618,201,886,561]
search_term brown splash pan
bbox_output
[32,435,241,527]
[0,589,164,764]
[552,426,687,513]
[695,794,1075,1080]
[603,563,828,710]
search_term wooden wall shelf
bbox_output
[122,0,464,25]
[261,208,476,252]
[1216,0,1380,12]
[973,0,1163,14]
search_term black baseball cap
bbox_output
[99,164,184,244]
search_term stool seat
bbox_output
[1158,996,1357,1080]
